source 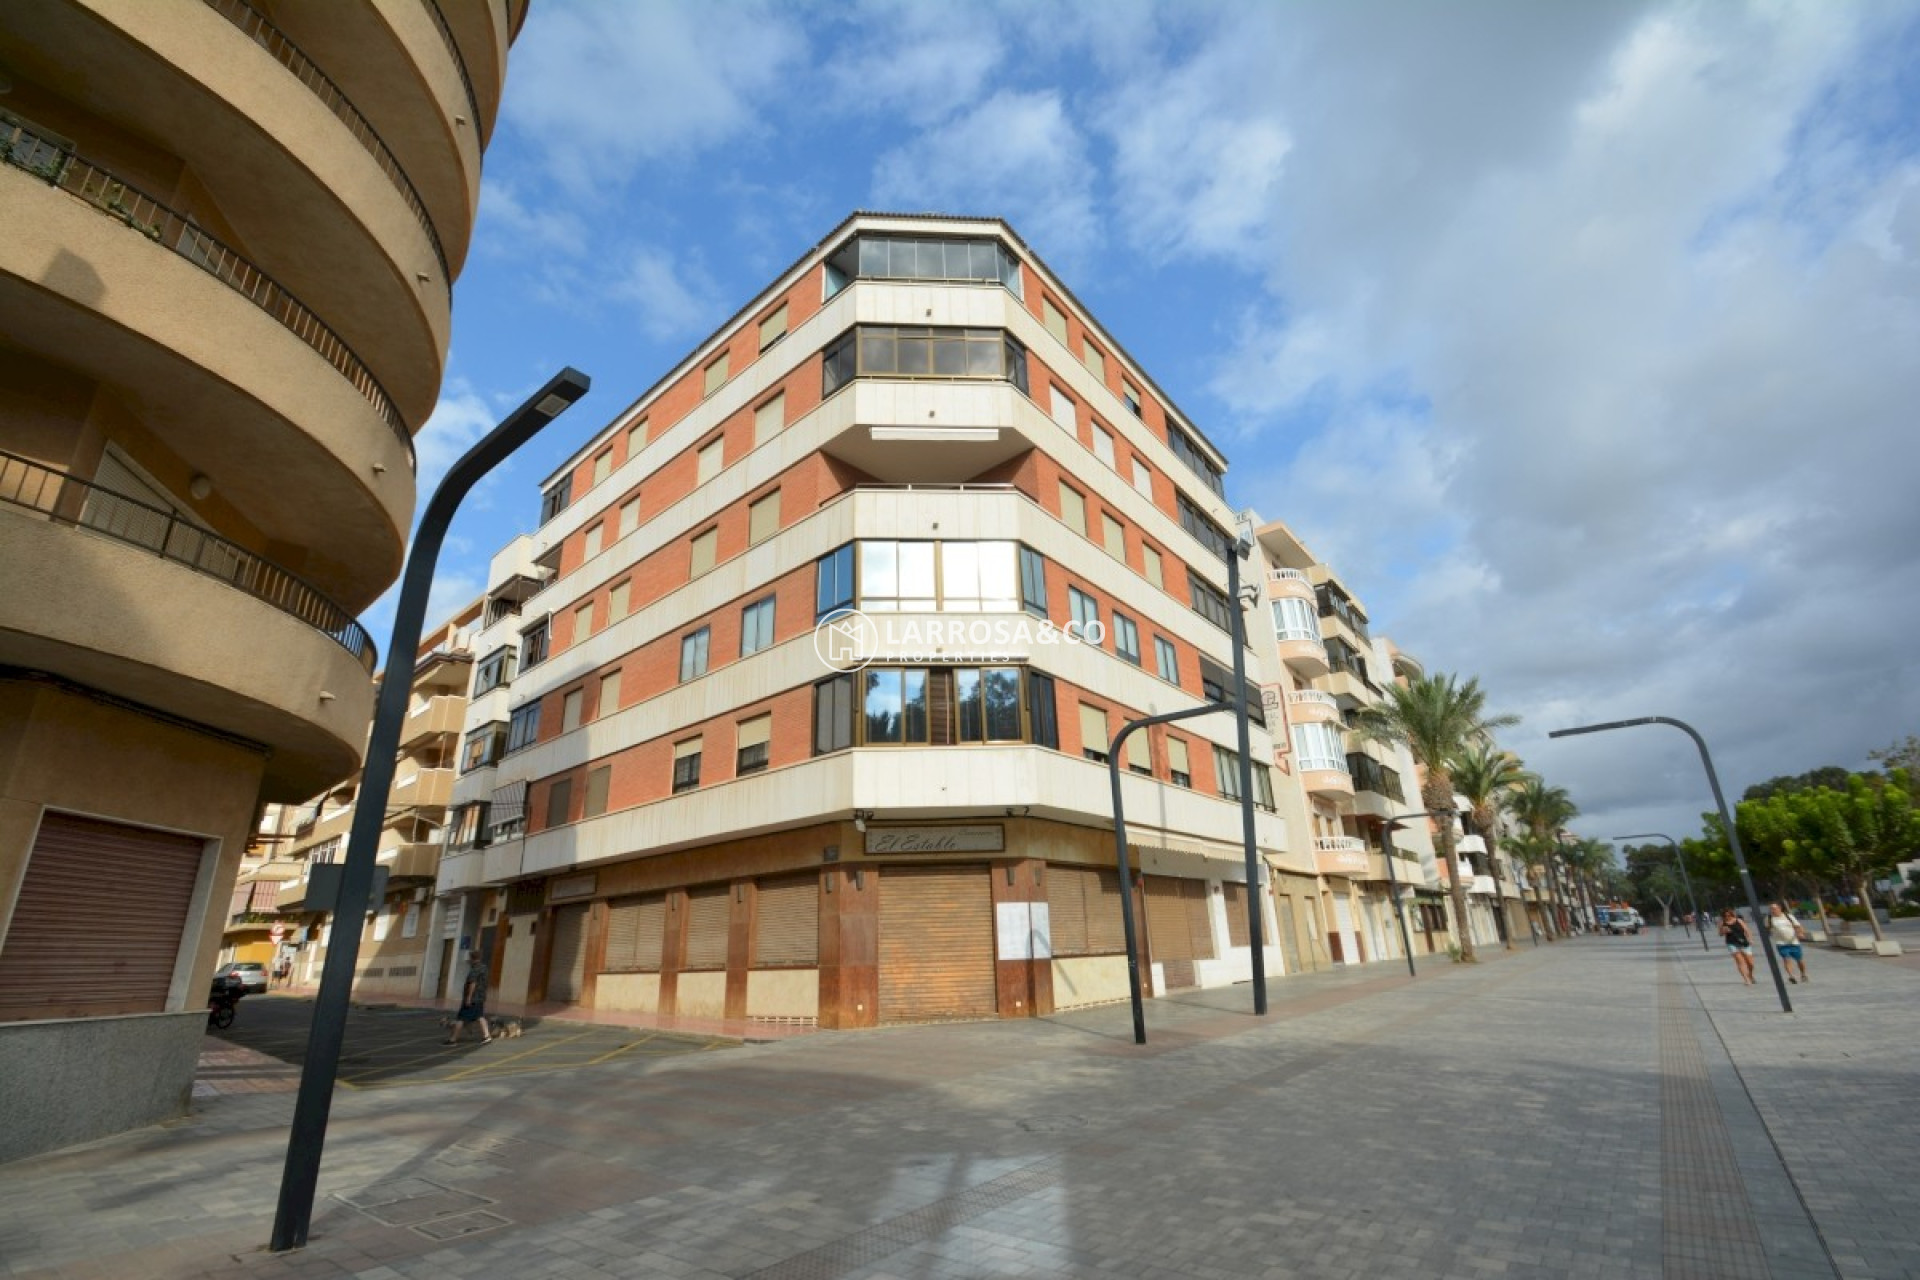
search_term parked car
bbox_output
[213,961,268,994]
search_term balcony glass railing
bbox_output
[0,120,413,464]
[0,450,376,671]
[201,0,448,284]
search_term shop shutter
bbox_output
[1224,882,1250,948]
[546,903,588,1002]
[1275,894,1304,973]
[0,813,206,1021]
[1145,875,1214,987]
[603,895,665,972]
[684,888,731,970]
[1046,866,1091,956]
[1187,881,1217,960]
[879,866,996,1022]
[753,876,818,967]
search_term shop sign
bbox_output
[549,873,597,901]
[864,825,1005,854]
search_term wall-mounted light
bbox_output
[852,809,874,833]
[1005,806,1029,818]
[188,473,213,500]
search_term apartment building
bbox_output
[0,0,527,1160]
[437,213,1298,1028]
[223,601,481,997]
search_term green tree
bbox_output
[1869,736,1920,803]
[1353,672,1517,962]
[1742,766,1852,803]
[1639,863,1685,927]
[1504,776,1577,937]
[1737,771,1920,942]
[1449,741,1528,950]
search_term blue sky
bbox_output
[367,0,1920,847]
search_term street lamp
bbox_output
[1549,715,1791,1013]
[1381,811,1460,977]
[1614,833,1709,952]
[271,369,592,1251]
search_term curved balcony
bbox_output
[0,456,377,799]
[0,0,450,426]
[1313,836,1369,878]
[1286,689,1341,724]
[1300,761,1354,799]
[0,147,413,606]
[435,0,510,141]
[1276,634,1330,677]
[1266,568,1315,602]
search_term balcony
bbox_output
[1276,635,1330,677]
[1313,835,1370,877]
[380,841,440,881]
[390,767,454,811]
[1266,568,1315,602]
[274,877,310,912]
[1285,689,1341,724]
[1301,762,1353,799]
[399,695,464,749]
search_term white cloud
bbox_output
[822,0,1008,125]
[606,243,725,341]
[412,380,499,500]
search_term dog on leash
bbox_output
[437,1014,523,1038]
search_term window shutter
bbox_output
[1078,703,1109,754]
[1167,737,1190,777]
[1059,485,1085,535]
[1126,729,1151,772]
[754,392,785,441]
[684,889,731,970]
[749,491,781,544]
[689,528,717,576]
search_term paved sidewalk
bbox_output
[1,936,1914,1279]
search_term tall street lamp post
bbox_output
[270,369,592,1251]
[1549,715,1791,1013]
[1615,832,1709,952]
[1380,810,1461,978]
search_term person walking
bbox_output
[1718,909,1756,985]
[445,950,493,1045]
[1768,902,1811,984]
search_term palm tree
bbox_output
[1450,741,1528,949]
[1505,776,1577,937]
[1354,672,1517,962]
[1504,830,1559,939]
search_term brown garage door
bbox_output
[879,865,996,1023]
[1144,875,1215,989]
[0,812,206,1021]
[546,903,589,1003]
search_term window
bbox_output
[573,599,594,640]
[1059,484,1086,536]
[487,781,527,842]
[584,765,611,818]
[672,739,702,793]
[473,646,515,696]
[697,437,724,486]
[736,714,772,775]
[1214,745,1242,801]
[1101,512,1126,561]
[858,541,935,611]
[562,687,585,733]
[609,578,630,620]
[584,522,603,558]
[816,544,855,620]
[1079,703,1110,763]
[1026,670,1059,748]
[1113,613,1141,665]
[740,596,776,656]
[754,391,784,443]
[1018,545,1048,618]
[1168,737,1192,788]
[1168,423,1226,496]
[1082,342,1106,383]
[1155,636,1180,684]
[814,674,854,753]
[1142,545,1164,590]
[1124,383,1143,417]
[1253,762,1277,811]
[825,234,1022,293]
[592,449,612,487]
[821,326,1028,394]
[862,668,921,744]
[1093,425,1116,469]
[625,418,646,457]
[1126,728,1151,776]
[1178,494,1234,563]
[1049,385,1077,432]
[689,527,717,576]
[703,352,729,397]
[506,702,541,754]
[448,802,490,850]
[1068,586,1100,639]
[545,777,573,827]
[619,495,640,537]
[679,627,710,682]
[935,540,1019,611]
[599,669,622,716]
[1190,576,1232,631]
[955,667,1023,742]
[1130,457,1154,499]
[1272,597,1321,642]
[1291,722,1345,772]
[1043,297,1069,346]
[539,476,571,525]
[748,490,780,544]
[1200,654,1265,727]
[462,722,508,772]
[759,303,788,351]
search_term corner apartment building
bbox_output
[438,213,1298,1028]
[223,600,481,997]
[0,0,526,1161]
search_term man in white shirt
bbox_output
[1768,903,1810,984]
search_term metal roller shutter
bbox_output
[0,812,206,1021]
[1224,882,1250,948]
[1145,876,1214,988]
[684,888,731,970]
[546,903,588,1002]
[879,866,996,1023]
[1275,895,1303,974]
[753,876,818,967]
[1046,866,1128,956]
[603,895,665,972]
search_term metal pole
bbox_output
[1616,833,1709,952]
[1381,824,1417,978]
[1108,701,1232,1046]
[1227,541,1266,1016]
[271,369,590,1251]
[1551,716,1790,1012]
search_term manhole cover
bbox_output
[333,1178,492,1225]
[413,1211,511,1241]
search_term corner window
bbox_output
[473,646,515,696]
[816,544,855,621]
[461,722,508,772]
[825,234,1022,295]
[1018,545,1049,618]
[820,325,1028,395]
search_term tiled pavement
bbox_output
[2,933,1915,1279]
